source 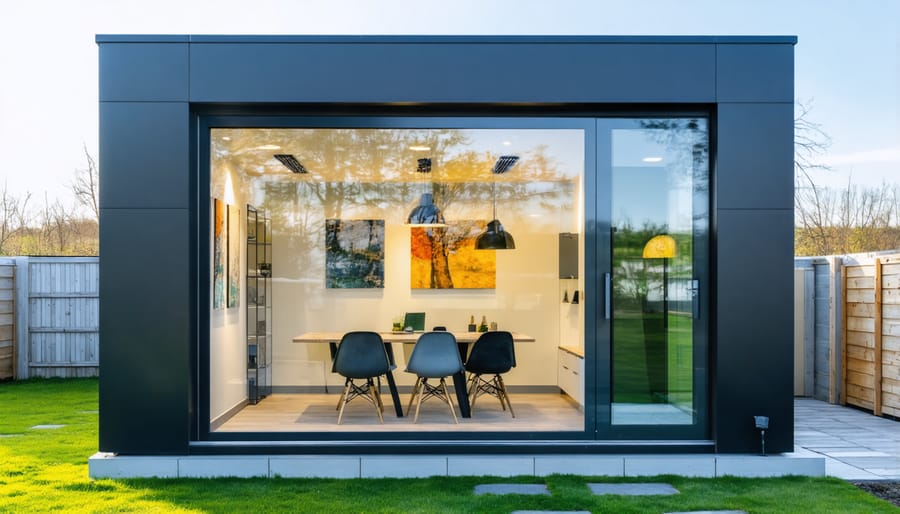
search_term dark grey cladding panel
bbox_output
[714,208,794,453]
[99,208,190,454]
[716,44,794,102]
[717,103,794,210]
[189,42,716,103]
[99,102,189,209]
[99,43,189,101]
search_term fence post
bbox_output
[838,258,846,405]
[826,256,845,405]
[13,256,29,379]
[874,258,883,416]
[803,267,815,395]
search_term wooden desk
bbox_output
[292,331,535,345]
[293,331,534,418]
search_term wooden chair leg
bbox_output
[469,374,481,412]
[337,380,353,425]
[413,378,425,424]
[336,377,349,410]
[371,381,385,424]
[497,375,515,418]
[372,377,384,412]
[492,376,506,411]
[440,378,458,424]
[406,377,422,416]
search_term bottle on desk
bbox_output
[468,315,477,332]
[478,315,488,332]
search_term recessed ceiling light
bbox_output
[502,141,512,146]
[642,156,663,163]
[256,144,281,151]
[409,145,431,152]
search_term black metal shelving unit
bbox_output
[246,205,272,404]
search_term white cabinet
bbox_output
[557,346,584,406]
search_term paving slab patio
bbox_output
[794,398,900,479]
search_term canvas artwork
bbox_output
[212,198,226,309]
[227,204,241,307]
[411,220,496,289]
[325,219,385,288]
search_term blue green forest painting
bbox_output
[325,219,385,288]
[213,198,226,309]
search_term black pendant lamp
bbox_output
[476,155,519,250]
[407,157,447,226]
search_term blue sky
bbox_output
[1,0,897,209]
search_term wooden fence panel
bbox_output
[24,257,99,378]
[842,254,900,418]
[0,260,14,380]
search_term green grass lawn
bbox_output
[1,378,896,513]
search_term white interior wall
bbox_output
[272,212,566,388]
[209,165,248,422]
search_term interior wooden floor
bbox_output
[215,392,584,432]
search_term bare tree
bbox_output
[0,182,31,255]
[794,99,835,255]
[72,145,99,223]
[794,100,900,255]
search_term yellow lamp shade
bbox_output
[642,234,676,259]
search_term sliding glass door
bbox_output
[597,118,709,439]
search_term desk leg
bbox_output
[384,371,404,417]
[452,371,471,418]
[456,342,470,364]
[326,342,339,394]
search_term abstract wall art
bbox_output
[325,219,385,288]
[227,204,241,307]
[212,198,226,309]
[411,220,496,289]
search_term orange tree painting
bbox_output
[411,221,495,289]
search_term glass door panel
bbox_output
[603,118,709,436]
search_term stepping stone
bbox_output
[512,511,591,514]
[664,511,747,514]
[30,424,65,430]
[474,484,551,496]
[588,483,679,496]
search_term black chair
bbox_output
[332,331,392,424]
[405,331,464,423]
[465,331,517,417]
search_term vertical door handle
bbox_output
[604,272,611,320]
[691,279,700,319]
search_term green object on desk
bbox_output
[403,312,425,332]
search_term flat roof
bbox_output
[95,34,797,45]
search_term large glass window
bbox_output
[201,115,709,442]
[207,121,587,436]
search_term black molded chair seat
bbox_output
[405,331,463,423]
[333,331,392,424]
[465,331,516,417]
